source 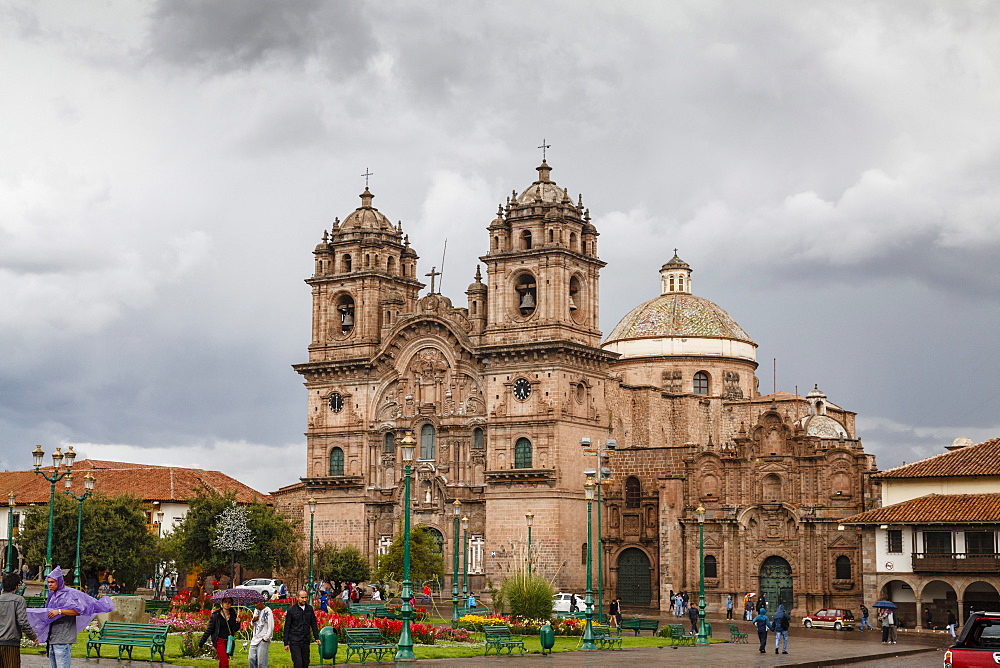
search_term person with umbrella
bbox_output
[874,601,897,644]
[199,596,239,668]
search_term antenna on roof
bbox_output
[773,358,777,396]
[439,239,447,295]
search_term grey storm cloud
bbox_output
[1,0,999,491]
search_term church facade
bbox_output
[273,161,877,614]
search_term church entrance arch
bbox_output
[616,548,651,606]
[758,556,793,614]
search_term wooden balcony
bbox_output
[912,552,1000,573]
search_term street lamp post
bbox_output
[395,431,417,662]
[696,505,708,644]
[154,507,165,598]
[525,512,533,574]
[63,473,95,588]
[307,497,317,601]
[32,445,76,573]
[582,478,597,650]
[461,515,469,601]
[5,492,15,574]
[582,437,615,622]
[451,499,462,629]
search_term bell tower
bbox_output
[480,160,604,347]
[305,187,423,363]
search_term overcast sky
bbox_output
[2,1,998,494]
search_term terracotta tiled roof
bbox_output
[840,493,1000,525]
[876,437,1000,479]
[0,459,267,505]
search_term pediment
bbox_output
[827,534,856,548]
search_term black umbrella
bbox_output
[211,588,264,606]
[871,600,897,609]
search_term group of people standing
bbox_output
[198,589,320,668]
[751,603,792,654]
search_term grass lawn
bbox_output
[20,630,717,665]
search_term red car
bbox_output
[802,608,855,630]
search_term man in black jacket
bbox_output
[284,590,319,668]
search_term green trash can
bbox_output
[539,622,555,655]
[319,626,338,665]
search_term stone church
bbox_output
[273,160,878,614]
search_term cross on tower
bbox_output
[362,168,373,188]
[425,266,441,294]
[538,139,551,161]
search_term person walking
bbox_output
[610,598,623,628]
[199,597,238,668]
[26,565,114,668]
[249,599,274,668]
[569,593,578,613]
[858,604,873,631]
[1,572,39,667]
[772,604,791,654]
[284,590,320,668]
[752,607,773,654]
[688,602,699,634]
[923,608,932,630]
[946,610,957,638]
[726,594,734,619]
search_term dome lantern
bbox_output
[660,249,692,295]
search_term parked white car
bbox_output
[552,592,582,613]
[234,578,284,600]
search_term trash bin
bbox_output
[539,622,555,655]
[319,626,338,665]
[703,622,712,639]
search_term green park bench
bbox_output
[619,617,659,636]
[86,621,170,662]
[591,624,623,650]
[555,611,607,623]
[667,624,695,646]
[483,625,525,656]
[348,602,388,617]
[728,623,748,643]
[23,595,46,608]
[144,600,170,616]
[457,605,492,617]
[15,584,26,596]
[343,627,395,664]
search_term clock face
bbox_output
[513,377,531,401]
[328,393,344,412]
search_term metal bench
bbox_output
[483,625,526,656]
[144,600,170,616]
[619,617,659,636]
[86,621,170,662]
[23,595,46,608]
[728,623,749,643]
[349,602,388,617]
[343,627,395,665]
[458,605,492,616]
[667,624,695,646]
[591,624,623,650]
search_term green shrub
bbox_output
[498,570,554,620]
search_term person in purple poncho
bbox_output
[27,566,115,668]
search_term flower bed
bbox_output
[459,614,584,636]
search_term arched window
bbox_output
[569,232,577,251]
[835,555,851,579]
[336,294,355,335]
[341,254,352,272]
[329,447,344,476]
[704,554,718,578]
[387,256,396,274]
[693,371,709,395]
[521,230,532,250]
[383,432,395,454]
[420,424,436,460]
[514,437,532,469]
[625,477,641,508]
[472,427,485,449]
[581,543,588,565]
[515,274,537,316]
[423,527,444,554]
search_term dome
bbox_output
[515,161,573,205]
[800,414,849,439]
[602,255,756,361]
[339,188,395,231]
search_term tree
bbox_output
[317,544,370,590]
[169,488,298,576]
[213,503,253,584]
[374,525,444,586]
[19,493,156,591]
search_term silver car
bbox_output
[234,578,284,600]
